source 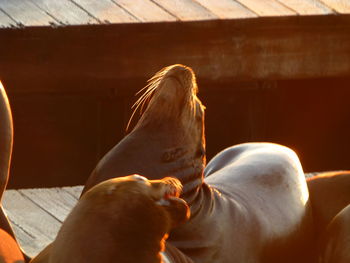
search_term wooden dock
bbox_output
[2,186,83,258]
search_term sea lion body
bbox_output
[0,82,27,263]
[0,229,25,263]
[83,65,315,263]
[319,204,350,263]
[307,171,350,238]
[170,143,313,263]
[46,175,191,263]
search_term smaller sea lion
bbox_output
[318,204,350,263]
[33,175,191,263]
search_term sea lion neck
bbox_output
[0,84,13,197]
[83,127,205,198]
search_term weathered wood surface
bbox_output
[2,186,82,257]
[1,15,350,87]
[0,0,346,27]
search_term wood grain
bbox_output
[116,0,177,22]
[2,190,61,257]
[319,0,350,13]
[0,9,15,27]
[72,0,137,23]
[237,0,296,16]
[30,0,95,25]
[0,0,55,26]
[194,0,257,19]
[1,16,349,85]
[154,0,217,21]
[62,186,83,199]
[18,188,78,222]
[3,186,82,257]
[278,0,333,15]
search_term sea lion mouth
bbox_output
[149,177,190,225]
[150,177,183,203]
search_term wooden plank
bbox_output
[71,0,137,23]
[279,0,333,15]
[0,9,16,27]
[116,0,177,22]
[18,187,78,222]
[237,0,297,16]
[153,0,217,21]
[319,0,350,13]
[6,216,41,258]
[194,0,257,19]
[1,15,350,86]
[0,0,55,26]
[2,190,61,257]
[62,186,83,199]
[29,0,96,25]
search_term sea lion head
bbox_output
[51,175,190,263]
[129,65,206,187]
[83,174,190,230]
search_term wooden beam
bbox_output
[0,0,55,26]
[194,0,257,19]
[71,0,137,23]
[0,9,16,28]
[116,0,177,22]
[0,15,350,90]
[30,0,96,25]
[278,0,333,15]
[236,0,296,16]
[319,0,350,13]
[153,0,217,21]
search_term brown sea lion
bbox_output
[0,229,25,263]
[0,82,27,263]
[318,204,350,263]
[36,175,192,263]
[307,171,350,238]
[82,64,315,263]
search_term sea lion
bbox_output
[318,204,350,263]
[0,229,25,263]
[83,65,205,200]
[0,82,27,263]
[35,175,192,263]
[82,64,315,263]
[307,171,350,238]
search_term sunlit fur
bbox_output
[49,176,189,263]
[127,64,204,132]
[83,64,206,197]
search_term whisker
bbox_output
[126,66,170,132]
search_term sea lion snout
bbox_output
[149,177,183,200]
[148,177,190,226]
[163,64,195,90]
